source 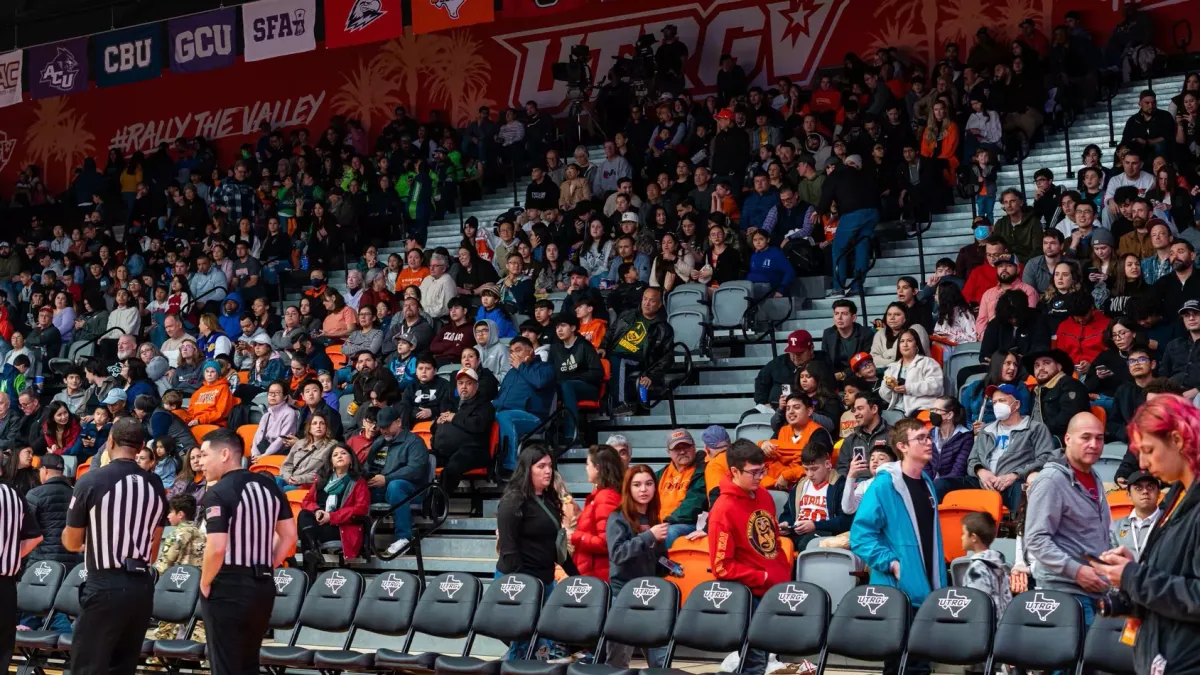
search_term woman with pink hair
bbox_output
[1090,393,1200,674]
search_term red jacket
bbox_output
[1054,310,1111,366]
[570,487,621,581]
[707,477,791,596]
[301,477,370,559]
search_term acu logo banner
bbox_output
[27,37,89,99]
[169,8,238,74]
[243,0,317,62]
[93,23,163,88]
[325,0,402,49]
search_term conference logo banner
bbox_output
[93,23,164,88]
[0,52,22,108]
[325,0,402,49]
[27,37,89,99]
[170,8,238,74]
[413,0,495,35]
[493,0,848,111]
[243,0,317,62]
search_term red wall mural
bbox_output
[0,0,1195,195]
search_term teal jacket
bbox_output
[849,462,947,606]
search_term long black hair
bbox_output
[935,281,973,328]
[502,444,561,518]
[321,444,364,484]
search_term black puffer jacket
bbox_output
[25,477,81,566]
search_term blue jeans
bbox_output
[831,208,880,292]
[665,523,695,549]
[372,479,421,540]
[496,571,557,660]
[975,193,996,221]
[1092,394,1114,414]
[497,409,542,471]
[558,380,598,442]
[263,259,292,285]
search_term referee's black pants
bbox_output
[202,568,276,675]
[0,576,16,675]
[71,569,155,675]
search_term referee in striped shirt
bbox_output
[198,427,297,675]
[64,417,167,675]
[0,462,42,674]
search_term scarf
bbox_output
[323,472,351,511]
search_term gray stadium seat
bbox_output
[666,283,708,317]
[338,392,356,431]
[946,342,982,388]
[547,292,568,313]
[710,281,753,328]
[735,421,774,444]
[668,309,704,352]
[794,549,864,610]
[1094,456,1122,484]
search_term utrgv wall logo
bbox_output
[39,48,80,92]
[493,0,848,112]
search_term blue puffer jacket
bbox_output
[494,360,556,418]
[741,189,780,233]
[850,462,948,607]
[746,247,795,291]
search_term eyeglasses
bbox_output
[736,466,767,479]
[1112,330,1133,339]
[906,434,932,445]
[1127,356,1151,365]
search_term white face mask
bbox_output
[993,402,1013,422]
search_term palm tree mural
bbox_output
[424,30,491,128]
[995,0,1036,41]
[376,29,449,110]
[940,0,993,54]
[23,97,95,187]
[455,85,498,129]
[331,57,403,132]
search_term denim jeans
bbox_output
[497,409,542,470]
[975,193,996,221]
[263,259,292,286]
[496,572,561,661]
[372,479,421,540]
[665,523,695,549]
[558,380,599,442]
[831,208,880,292]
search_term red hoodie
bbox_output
[707,476,792,596]
[1053,310,1110,365]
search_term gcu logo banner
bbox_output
[170,8,238,74]
[92,24,163,88]
[243,0,317,62]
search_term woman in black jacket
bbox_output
[1146,165,1195,231]
[981,289,1051,361]
[1085,318,1140,407]
[699,221,744,286]
[496,444,562,586]
[1038,260,1087,336]
[1093,394,1200,675]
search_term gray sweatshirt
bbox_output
[967,416,1056,479]
[606,510,666,597]
[1023,459,1112,595]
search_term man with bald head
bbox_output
[935,382,1054,512]
[1023,411,1112,636]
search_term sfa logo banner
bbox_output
[243,0,317,63]
[170,8,238,74]
[27,38,89,99]
[93,23,163,88]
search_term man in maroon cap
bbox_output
[747,329,828,417]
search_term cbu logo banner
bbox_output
[169,8,238,74]
[92,23,163,88]
[243,0,317,63]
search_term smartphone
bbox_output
[781,384,792,397]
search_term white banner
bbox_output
[242,0,317,63]
[0,51,23,108]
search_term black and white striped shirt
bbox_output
[0,483,39,577]
[203,470,291,567]
[66,459,168,572]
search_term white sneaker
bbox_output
[386,538,410,556]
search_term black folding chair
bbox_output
[745,582,830,672]
[313,571,423,673]
[374,572,481,673]
[906,587,994,669]
[569,577,680,675]
[500,576,610,675]
[823,585,911,673]
[146,565,203,672]
[991,590,1085,673]
[261,569,364,673]
[435,573,544,675]
[641,580,752,675]
[1078,616,1135,675]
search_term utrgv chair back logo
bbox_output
[938,589,971,617]
[857,587,888,615]
[1025,592,1060,622]
[493,0,848,112]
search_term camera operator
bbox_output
[1024,412,1112,642]
[654,25,688,96]
[1092,394,1200,674]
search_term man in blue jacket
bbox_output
[368,406,432,556]
[741,172,780,238]
[851,417,946,673]
[494,337,556,469]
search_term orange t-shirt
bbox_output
[579,318,607,351]
[761,420,823,488]
[704,451,729,503]
[395,266,430,292]
[658,462,698,521]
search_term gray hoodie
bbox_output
[474,319,511,381]
[1023,458,1112,595]
[51,389,88,416]
[606,510,666,597]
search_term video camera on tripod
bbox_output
[608,33,657,99]
[552,44,594,104]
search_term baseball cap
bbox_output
[1179,299,1200,316]
[250,334,273,346]
[394,331,415,346]
[0,242,9,248]
[714,108,735,121]
[1125,471,1157,488]
[784,330,814,354]
[621,212,639,223]
[667,428,695,450]
[993,253,1019,268]
[39,454,65,471]
[984,383,1022,398]
[456,367,479,381]
[101,388,127,405]
[376,407,400,428]
[701,424,731,449]
[849,352,873,371]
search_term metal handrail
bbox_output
[519,407,578,454]
[642,341,694,426]
[367,482,450,574]
[179,284,228,318]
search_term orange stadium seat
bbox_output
[1090,405,1107,427]
[326,345,347,370]
[1107,490,1134,521]
[938,489,1002,561]
[250,454,285,477]
[190,423,220,444]
[237,424,258,457]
